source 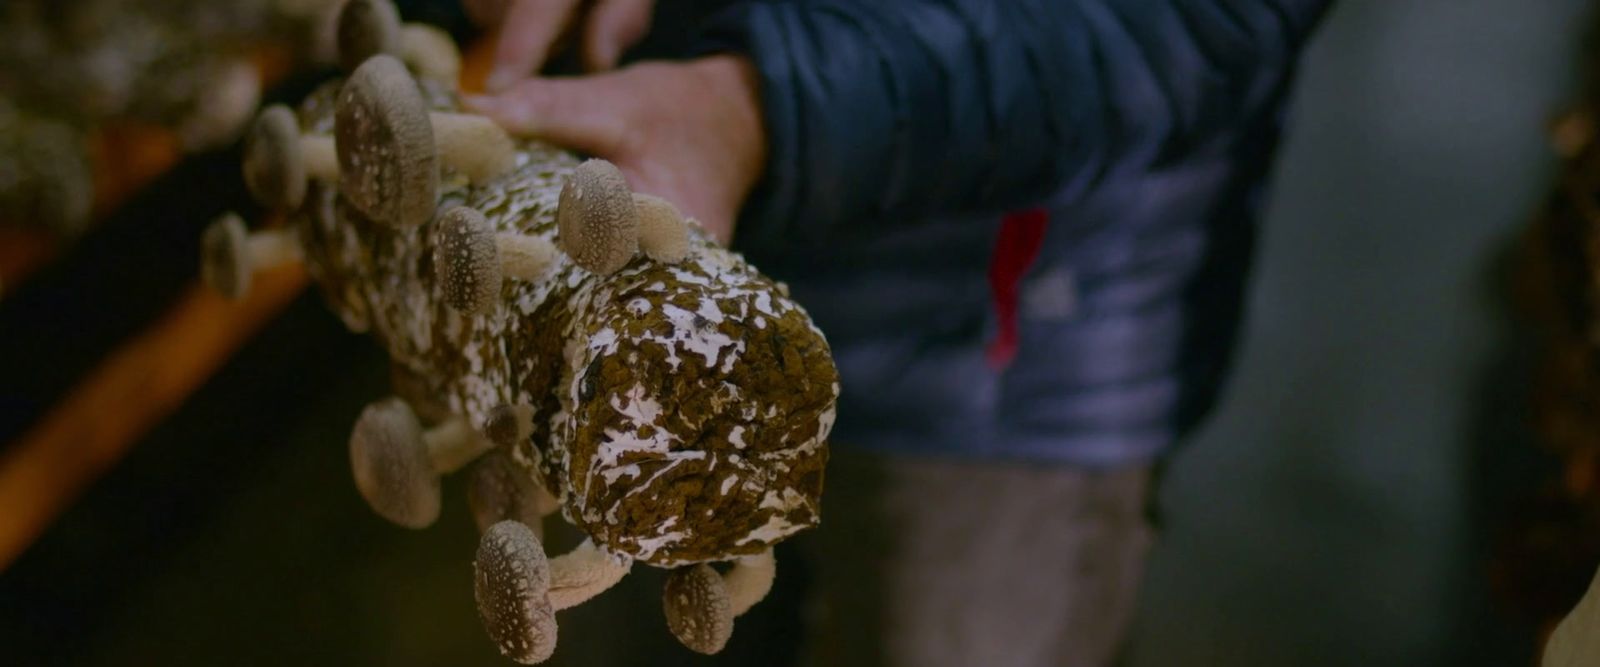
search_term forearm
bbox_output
[696,0,1333,247]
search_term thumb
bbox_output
[464,76,637,158]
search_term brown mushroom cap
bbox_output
[662,564,734,655]
[200,213,251,299]
[556,159,639,275]
[335,54,439,228]
[336,0,402,72]
[482,403,533,448]
[476,520,557,664]
[348,397,440,528]
[434,206,502,313]
[243,105,307,210]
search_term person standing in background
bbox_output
[464,1,1334,664]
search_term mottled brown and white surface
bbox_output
[290,82,837,567]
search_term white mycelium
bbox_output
[296,83,836,568]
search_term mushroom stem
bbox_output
[244,228,304,269]
[430,112,516,183]
[547,540,632,611]
[724,549,776,617]
[529,479,561,516]
[300,134,340,182]
[496,233,558,282]
[1547,562,1600,666]
[633,193,691,263]
[424,417,495,475]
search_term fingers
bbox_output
[465,57,757,246]
[582,0,654,72]
[465,75,637,157]
[487,0,583,92]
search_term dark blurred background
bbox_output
[1127,1,1586,664]
[0,0,1589,665]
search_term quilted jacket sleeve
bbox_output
[694,0,1333,248]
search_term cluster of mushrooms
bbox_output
[199,0,838,663]
[0,0,350,237]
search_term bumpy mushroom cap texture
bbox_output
[348,397,441,528]
[244,105,308,210]
[335,0,402,72]
[200,213,251,299]
[434,206,502,314]
[557,159,639,275]
[335,54,439,228]
[476,520,558,665]
[663,564,734,655]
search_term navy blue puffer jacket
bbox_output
[693,0,1333,466]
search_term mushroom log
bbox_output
[258,53,838,663]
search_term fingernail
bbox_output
[461,94,493,111]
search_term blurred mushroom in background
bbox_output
[0,0,346,239]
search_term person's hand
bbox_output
[466,0,655,91]
[465,55,765,244]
